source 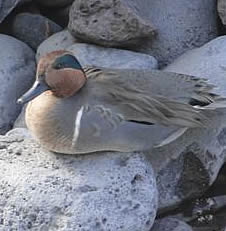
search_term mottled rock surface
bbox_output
[0,134,158,231]
[68,0,155,47]
[9,13,62,50]
[0,34,35,134]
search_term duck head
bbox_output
[17,50,86,104]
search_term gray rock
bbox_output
[0,34,36,135]
[218,0,226,26]
[151,218,193,231]
[149,111,226,210]
[36,30,77,61]
[0,135,158,231]
[164,36,226,96]
[35,0,73,7]
[68,0,155,47]
[68,43,158,69]
[136,0,218,67]
[9,13,62,50]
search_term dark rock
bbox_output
[9,13,62,50]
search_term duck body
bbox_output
[26,85,180,154]
[18,50,226,154]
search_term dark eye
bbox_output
[56,63,63,69]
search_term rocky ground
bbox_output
[0,0,226,230]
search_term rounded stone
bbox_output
[9,13,62,50]
[0,135,158,231]
[0,34,36,134]
[68,43,158,69]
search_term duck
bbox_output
[17,50,226,154]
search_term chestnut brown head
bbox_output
[17,50,87,104]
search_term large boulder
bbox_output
[0,133,158,231]
[0,34,36,134]
[37,41,158,70]
[137,0,218,67]
[68,0,155,47]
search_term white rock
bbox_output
[0,34,36,134]
[0,135,158,231]
[36,30,77,61]
[68,43,158,69]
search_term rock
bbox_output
[0,0,22,23]
[188,196,226,230]
[36,30,77,60]
[148,111,226,210]
[218,0,226,26]
[151,218,193,231]
[137,0,218,67]
[0,134,158,231]
[68,0,155,47]
[37,42,158,69]
[35,0,73,8]
[9,13,62,50]
[68,43,158,69]
[0,34,36,135]
[164,36,226,96]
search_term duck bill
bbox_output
[17,80,50,104]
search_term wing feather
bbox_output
[83,68,226,127]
